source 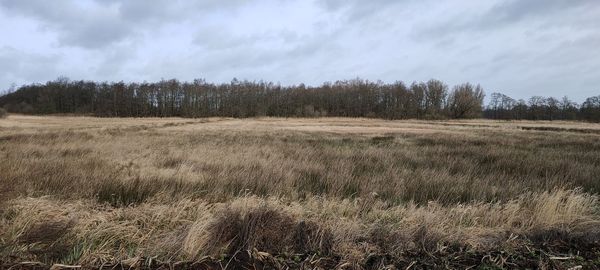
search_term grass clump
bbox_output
[96,177,160,207]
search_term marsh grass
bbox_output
[1,116,600,267]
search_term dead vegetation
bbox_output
[1,115,600,269]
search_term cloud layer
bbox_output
[1,0,599,101]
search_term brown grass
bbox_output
[1,115,600,268]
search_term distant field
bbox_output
[1,115,600,269]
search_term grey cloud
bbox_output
[142,28,345,85]
[319,0,407,22]
[193,31,340,71]
[93,45,138,77]
[0,0,248,49]
[0,46,60,83]
[414,0,597,41]
[114,0,245,23]
[193,28,301,52]
[58,18,131,49]
[320,0,400,12]
[115,0,178,23]
[481,29,600,78]
[487,0,595,24]
[0,0,132,49]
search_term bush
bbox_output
[0,108,7,118]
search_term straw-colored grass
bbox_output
[1,115,599,268]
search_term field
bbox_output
[1,115,600,269]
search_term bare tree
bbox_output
[425,79,447,118]
[447,83,485,118]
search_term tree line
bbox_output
[484,92,600,122]
[0,77,598,121]
[0,77,484,119]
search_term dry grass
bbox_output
[1,115,600,268]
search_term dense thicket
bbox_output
[0,78,484,119]
[484,92,600,122]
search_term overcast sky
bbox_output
[0,0,599,101]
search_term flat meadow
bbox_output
[1,115,600,269]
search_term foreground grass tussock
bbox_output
[1,115,600,268]
[1,191,599,267]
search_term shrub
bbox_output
[0,108,7,118]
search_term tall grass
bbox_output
[1,191,598,265]
[1,116,600,267]
[2,124,599,204]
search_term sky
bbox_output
[0,0,599,102]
